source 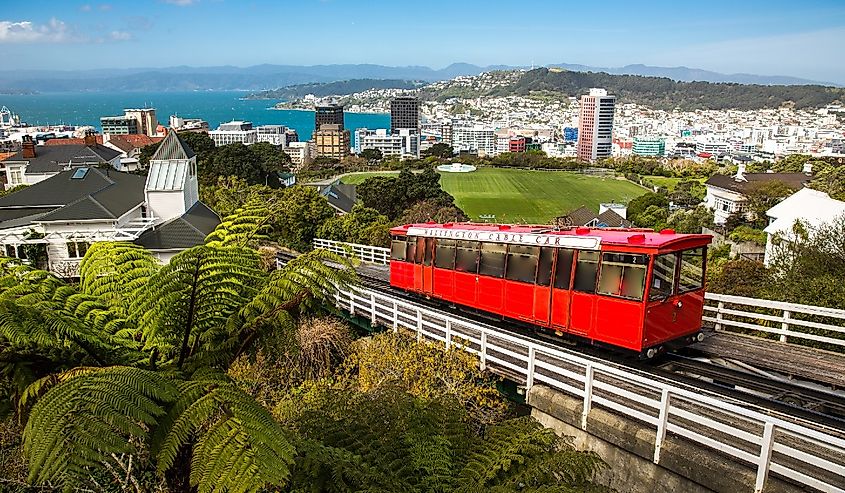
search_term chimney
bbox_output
[803,162,813,175]
[21,135,36,159]
[734,162,747,182]
[83,130,97,147]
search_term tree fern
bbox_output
[22,366,178,487]
[151,371,295,493]
[78,242,160,317]
[205,200,275,249]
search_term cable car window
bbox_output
[554,248,575,290]
[391,238,407,261]
[573,251,600,293]
[455,241,479,273]
[405,237,416,263]
[597,253,648,301]
[414,237,425,264]
[536,247,554,286]
[479,243,507,278]
[505,245,538,283]
[434,239,456,269]
[679,247,705,293]
[423,238,435,266]
[649,253,677,301]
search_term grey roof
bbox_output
[320,184,355,213]
[595,209,632,228]
[3,144,120,174]
[134,202,220,250]
[0,168,146,228]
[559,206,598,227]
[704,173,810,194]
[150,131,196,161]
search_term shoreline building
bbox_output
[577,88,616,162]
[390,96,420,134]
[315,103,345,131]
[101,108,158,137]
[209,120,257,147]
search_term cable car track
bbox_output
[280,252,845,431]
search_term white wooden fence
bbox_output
[312,238,845,350]
[334,284,845,493]
[312,238,390,265]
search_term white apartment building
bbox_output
[451,124,496,156]
[694,138,730,155]
[209,120,257,147]
[285,141,315,169]
[354,128,420,158]
[255,125,290,146]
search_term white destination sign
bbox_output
[406,227,601,250]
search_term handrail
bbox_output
[332,283,845,493]
[312,238,845,349]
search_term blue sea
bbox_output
[1,91,389,146]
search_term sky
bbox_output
[1,0,845,84]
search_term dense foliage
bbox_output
[358,167,466,220]
[473,68,845,111]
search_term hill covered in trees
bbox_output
[441,68,845,111]
[248,78,422,100]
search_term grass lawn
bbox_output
[437,168,647,224]
[339,171,400,185]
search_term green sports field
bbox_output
[437,168,647,224]
[339,171,400,185]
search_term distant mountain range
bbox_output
[0,62,838,93]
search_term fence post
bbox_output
[392,301,398,332]
[581,364,594,430]
[349,291,355,316]
[445,319,452,350]
[479,332,487,371]
[715,301,724,331]
[755,423,776,493]
[370,293,377,326]
[654,389,671,463]
[416,311,423,341]
[780,310,791,343]
[526,346,536,391]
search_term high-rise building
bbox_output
[577,88,615,162]
[314,124,351,160]
[124,108,158,137]
[315,104,345,131]
[390,96,420,133]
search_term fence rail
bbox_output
[333,283,845,493]
[313,238,845,350]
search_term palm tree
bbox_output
[0,201,357,492]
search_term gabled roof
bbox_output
[44,136,104,146]
[558,206,598,227]
[134,202,220,250]
[764,188,845,235]
[0,167,146,227]
[3,144,121,174]
[320,184,355,214]
[704,173,810,195]
[107,135,163,153]
[596,209,632,228]
[150,131,195,161]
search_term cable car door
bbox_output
[421,237,435,295]
[413,237,425,292]
[549,248,575,332]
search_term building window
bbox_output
[9,169,22,185]
[66,241,89,259]
[714,196,733,213]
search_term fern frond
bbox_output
[205,200,274,249]
[22,366,178,488]
[79,242,160,317]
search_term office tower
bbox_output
[390,96,420,133]
[577,88,615,162]
[315,103,345,131]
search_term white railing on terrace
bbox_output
[313,238,845,350]
[313,238,390,265]
[333,283,845,493]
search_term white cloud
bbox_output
[0,18,72,43]
[109,30,131,41]
[163,0,199,5]
[80,4,92,11]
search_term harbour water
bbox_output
[1,91,389,145]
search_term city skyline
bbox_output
[1,0,845,84]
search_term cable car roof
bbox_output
[390,222,712,250]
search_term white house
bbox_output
[0,131,220,275]
[2,133,122,190]
[763,187,845,265]
[704,163,812,224]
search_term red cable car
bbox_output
[388,222,712,357]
